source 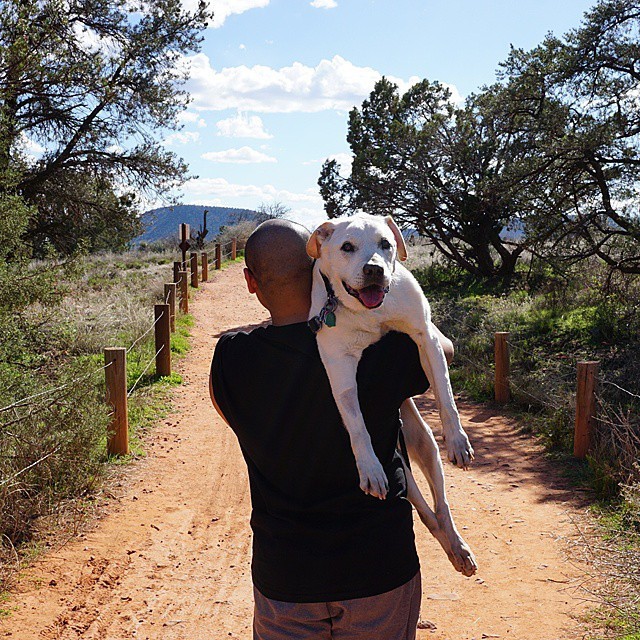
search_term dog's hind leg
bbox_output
[401,400,477,576]
[316,344,388,500]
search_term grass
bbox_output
[411,251,640,639]
[0,246,195,593]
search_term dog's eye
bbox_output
[341,242,355,253]
[380,238,392,250]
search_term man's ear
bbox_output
[244,267,258,294]
[306,221,335,259]
[385,215,408,261]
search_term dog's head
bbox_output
[306,213,408,311]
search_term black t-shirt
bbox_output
[210,322,428,602]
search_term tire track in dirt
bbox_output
[1,263,590,639]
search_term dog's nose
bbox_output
[363,263,384,279]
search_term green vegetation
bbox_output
[412,254,639,638]
[320,0,640,280]
[0,0,211,256]
[0,242,191,590]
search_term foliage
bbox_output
[254,201,291,223]
[215,220,259,251]
[500,0,640,275]
[0,241,189,589]
[319,0,640,280]
[319,78,579,281]
[413,257,640,499]
[0,0,211,255]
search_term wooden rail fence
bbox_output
[493,331,600,459]
[104,228,239,456]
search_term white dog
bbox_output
[307,213,477,575]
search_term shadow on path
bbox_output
[413,394,590,510]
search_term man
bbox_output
[209,219,454,639]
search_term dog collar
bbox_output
[308,272,338,334]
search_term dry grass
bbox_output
[0,247,184,591]
[63,253,174,354]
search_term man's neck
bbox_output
[270,308,310,326]
[269,297,311,326]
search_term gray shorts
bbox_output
[253,571,421,640]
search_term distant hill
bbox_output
[134,205,258,244]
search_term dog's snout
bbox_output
[363,263,384,279]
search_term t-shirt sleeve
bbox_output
[210,332,234,424]
[372,331,429,406]
[356,331,429,414]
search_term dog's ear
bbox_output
[306,221,335,259]
[385,216,407,261]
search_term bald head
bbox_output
[245,219,313,308]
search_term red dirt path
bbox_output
[1,263,591,639]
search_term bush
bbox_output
[414,257,640,497]
[0,199,186,588]
[214,220,258,252]
[0,361,109,547]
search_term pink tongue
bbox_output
[359,285,385,309]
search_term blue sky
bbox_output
[172,0,597,229]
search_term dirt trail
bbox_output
[2,263,590,640]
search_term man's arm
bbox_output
[209,373,230,427]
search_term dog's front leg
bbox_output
[410,316,474,468]
[317,346,388,499]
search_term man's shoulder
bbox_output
[214,327,263,360]
[218,323,272,346]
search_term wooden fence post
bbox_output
[173,261,182,284]
[574,361,600,459]
[231,238,237,260]
[104,347,129,456]
[215,243,221,270]
[494,332,510,404]
[179,223,190,269]
[190,252,199,288]
[202,252,208,282]
[154,304,171,377]
[179,270,189,313]
[164,283,176,332]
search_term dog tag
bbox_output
[325,311,336,327]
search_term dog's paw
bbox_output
[420,513,478,577]
[444,430,474,469]
[449,535,478,577]
[356,456,388,500]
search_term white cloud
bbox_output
[183,176,319,203]
[188,0,269,28]
[73,21,121,56]
[216,113,272,139]
[163,131,200,146]
[106,143,125,154]
[18,133,45,157]
[445,83,464,106]
[183,54,428,113]
[304,152,352,173]
[177,111,207,127]
[201,146,277,163]
[310,0,337,8]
